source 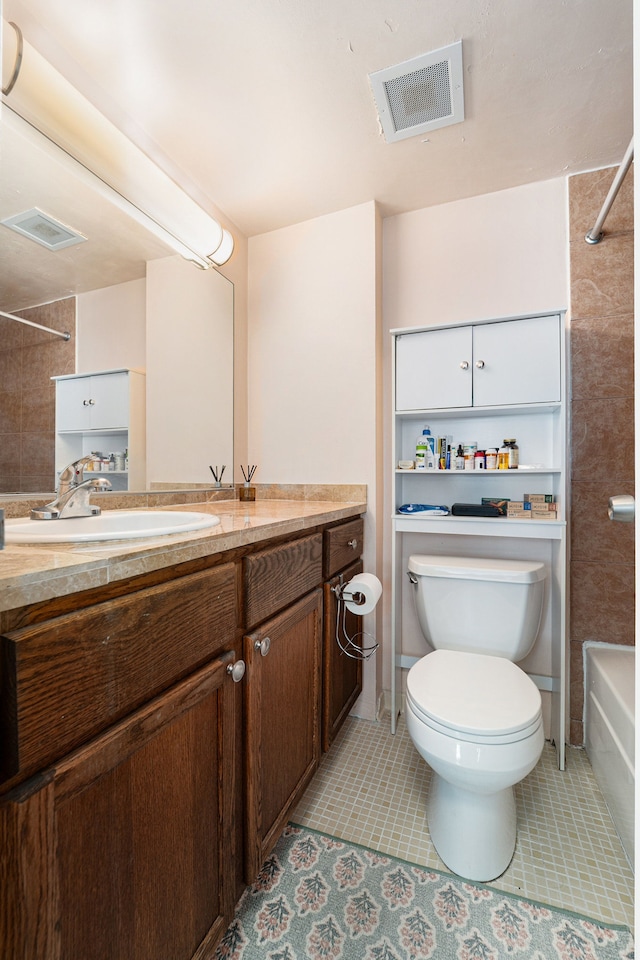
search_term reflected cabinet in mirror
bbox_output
[0,113,234,495]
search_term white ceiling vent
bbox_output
[369,41,464,143]
[0,208,87,250]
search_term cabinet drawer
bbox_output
[0,564,237,781]
[243,533,322,629]
[323,519,364,578]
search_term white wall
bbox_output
[76,278,146,372]
[381,178,570,696]
[248,202,379,484]
[383,178,569,330]
[248,201,382,719]
[146,255,234,485]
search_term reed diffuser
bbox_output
[239,465,257,501]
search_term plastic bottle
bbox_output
[415,427,431,470]
[498,442,510,469]
[455,445,465,470]
[485,448,498,470]
[506,439,519,469]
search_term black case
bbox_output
[451,502,503,517]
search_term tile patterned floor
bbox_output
[293,714,635,930]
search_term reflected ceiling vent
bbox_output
[369,41,464,143]
[0,208,87,250]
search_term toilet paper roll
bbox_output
[344,572,382,615]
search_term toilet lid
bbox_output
[406,650,542,738]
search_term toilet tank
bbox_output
[408,555,546,661]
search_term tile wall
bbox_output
[568,165,635,745]
[0,299,76,493]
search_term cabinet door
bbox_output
[323,560,363,751]
[244,590,322,882]
[88,372,129,429]
[56,373,129,432]
[472,315,561,406]
[56,376,94,431]
[0,652,241,960]
[395,326,472,410]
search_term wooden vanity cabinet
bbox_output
[0,564,242,960]
[322,518,365,751]
[243,590,322,881]
[2,653,240,960]
[323,558,363,751]
[0,512,366,956]
[242,533,323,882]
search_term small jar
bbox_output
[498,443,510,470]
[463,442,477,471]
[485,448,498,470]
[505,438,519,469]
[474,450,485,470]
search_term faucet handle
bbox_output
[59,455,99,492]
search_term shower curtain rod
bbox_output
[0,308,71,341]
[585,138,634,244]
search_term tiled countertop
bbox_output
[0,499,366,613]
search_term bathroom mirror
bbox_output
[0,111,234,494]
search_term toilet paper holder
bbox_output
[331,577,366,606]
[330,572,379,661]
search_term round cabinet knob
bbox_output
[347,538,358,549]
[227,659,246,682]
[459,361,469,370]
[475,360,485,369]
[254,637,271,657]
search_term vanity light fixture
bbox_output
[1,19,234,267]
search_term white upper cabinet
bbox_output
[395,314,561,411]
[56,371,130,432]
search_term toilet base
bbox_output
[428,772,517,882]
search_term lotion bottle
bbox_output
[415,427,430,470]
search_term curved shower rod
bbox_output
[585,138,634,244]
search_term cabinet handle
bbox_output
[83,398,95,406]
[475,360,485,369]
[227,659,246,682]
[459,361,469,370]
[347,538,358,549]
[255,637,271,657]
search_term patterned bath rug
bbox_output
[214,823,634,960]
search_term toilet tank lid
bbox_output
[408,555,546,583]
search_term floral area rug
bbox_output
[214,823,634,960]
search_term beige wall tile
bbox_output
[570,559,634,645]
[570,313,633,400]
[571,397,634,482]
[571,480,635,562]
[570,232,634,320]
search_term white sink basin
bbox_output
[5,510,221,543]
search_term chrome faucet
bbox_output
[31,456,112,520]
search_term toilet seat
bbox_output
[406,650,542,745]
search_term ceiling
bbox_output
[0,0,634,310]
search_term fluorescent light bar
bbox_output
[1,19,234,266]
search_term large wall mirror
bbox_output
[0,110,234,494]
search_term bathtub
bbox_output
[584,643,635,868]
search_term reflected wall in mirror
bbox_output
[0,113,234,494]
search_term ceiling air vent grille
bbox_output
[369,41,464,143]
[0,208,87,250]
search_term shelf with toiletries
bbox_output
[390,311,568,769]
[52,369,146,490]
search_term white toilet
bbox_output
[405,554,546,883]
